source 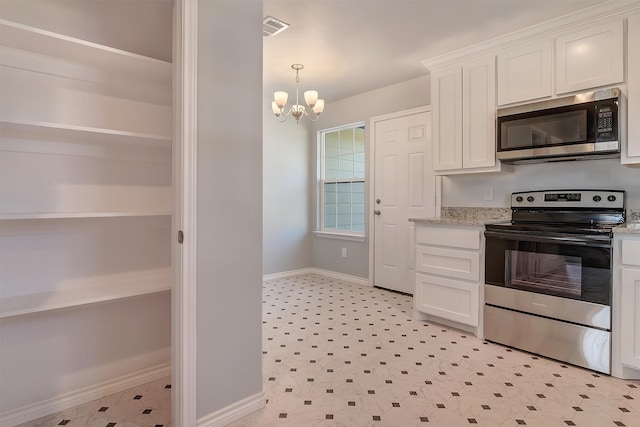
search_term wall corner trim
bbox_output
[196,391,265,427]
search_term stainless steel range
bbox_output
[484,189,625,374]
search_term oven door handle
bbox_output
[484,230,612,248]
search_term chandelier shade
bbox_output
[272,64,324,123]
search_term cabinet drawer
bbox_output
[622,240,640,267]
[415,245,480,281]
[415,273,479,326]
[416,226,480,250]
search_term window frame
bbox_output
[316,122,367,241]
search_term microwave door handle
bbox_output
[484,230,611,248]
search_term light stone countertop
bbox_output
[614,222,640,235]
[410,207,511,227]
[410,208,640,231]
[409,217,508,227]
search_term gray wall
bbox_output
[310,76,430,279]
[196,0,263,419]
[262,102,314,275]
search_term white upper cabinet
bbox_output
[463,56,497,169]
[497,40,553,106]
[432,65,463,171]
[625,13,640,164]
[555,20,624,95]
[425,3,637,171]
[432,56,501,174]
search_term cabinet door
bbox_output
[621,268,640,370]
[462,56,496,169]
[555,20,623,94]
[415,272,479,326]
[625,14,640,164]
[497,40,552,105]
[432,65,462,171]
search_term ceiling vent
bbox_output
[263,16,289,38]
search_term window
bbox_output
[319,123,365,236]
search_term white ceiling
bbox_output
[3,0,611,104]
[263,0,608,103]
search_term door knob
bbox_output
[374,210,381,215]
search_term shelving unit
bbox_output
[0,19,171,85]
[0,211,171,221]
[0,120,172,148]
[0,18,172,314]
[0,14,173,420]
[0,269,171,319]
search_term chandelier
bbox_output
[272,64,325,123]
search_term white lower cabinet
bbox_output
[619,238,640,370]
[413,223,484,335]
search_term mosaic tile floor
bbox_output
[17,273,640,426]
[231,274,640,427]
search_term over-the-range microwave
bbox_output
[496,87,621,164]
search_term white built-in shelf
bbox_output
[0,271,172,318]
[0,211,171,220]
[0,120,171,147]
[0,19,171,84]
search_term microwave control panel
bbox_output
[595,102,617,141]
[597,107,613,132]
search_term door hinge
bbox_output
[178,230,184,244]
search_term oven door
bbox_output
[484,230,612,306]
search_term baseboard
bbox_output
[196,391,265,427]
[263,268,370,287]
[262,268,315,281]
[309,268,370,287]
[1,362,171,426]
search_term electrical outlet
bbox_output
[341,248,347,258]
[484,187,494,201]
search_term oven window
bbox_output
[506,251,581,299]
[504,247,610,305]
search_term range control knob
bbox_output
[515,196,523,203]
[527,196,534,203]
[608,195,617,202]
[593,195,602,202]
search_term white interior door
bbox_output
[373,109,437,294]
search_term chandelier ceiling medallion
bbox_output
[272,64,325,123]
